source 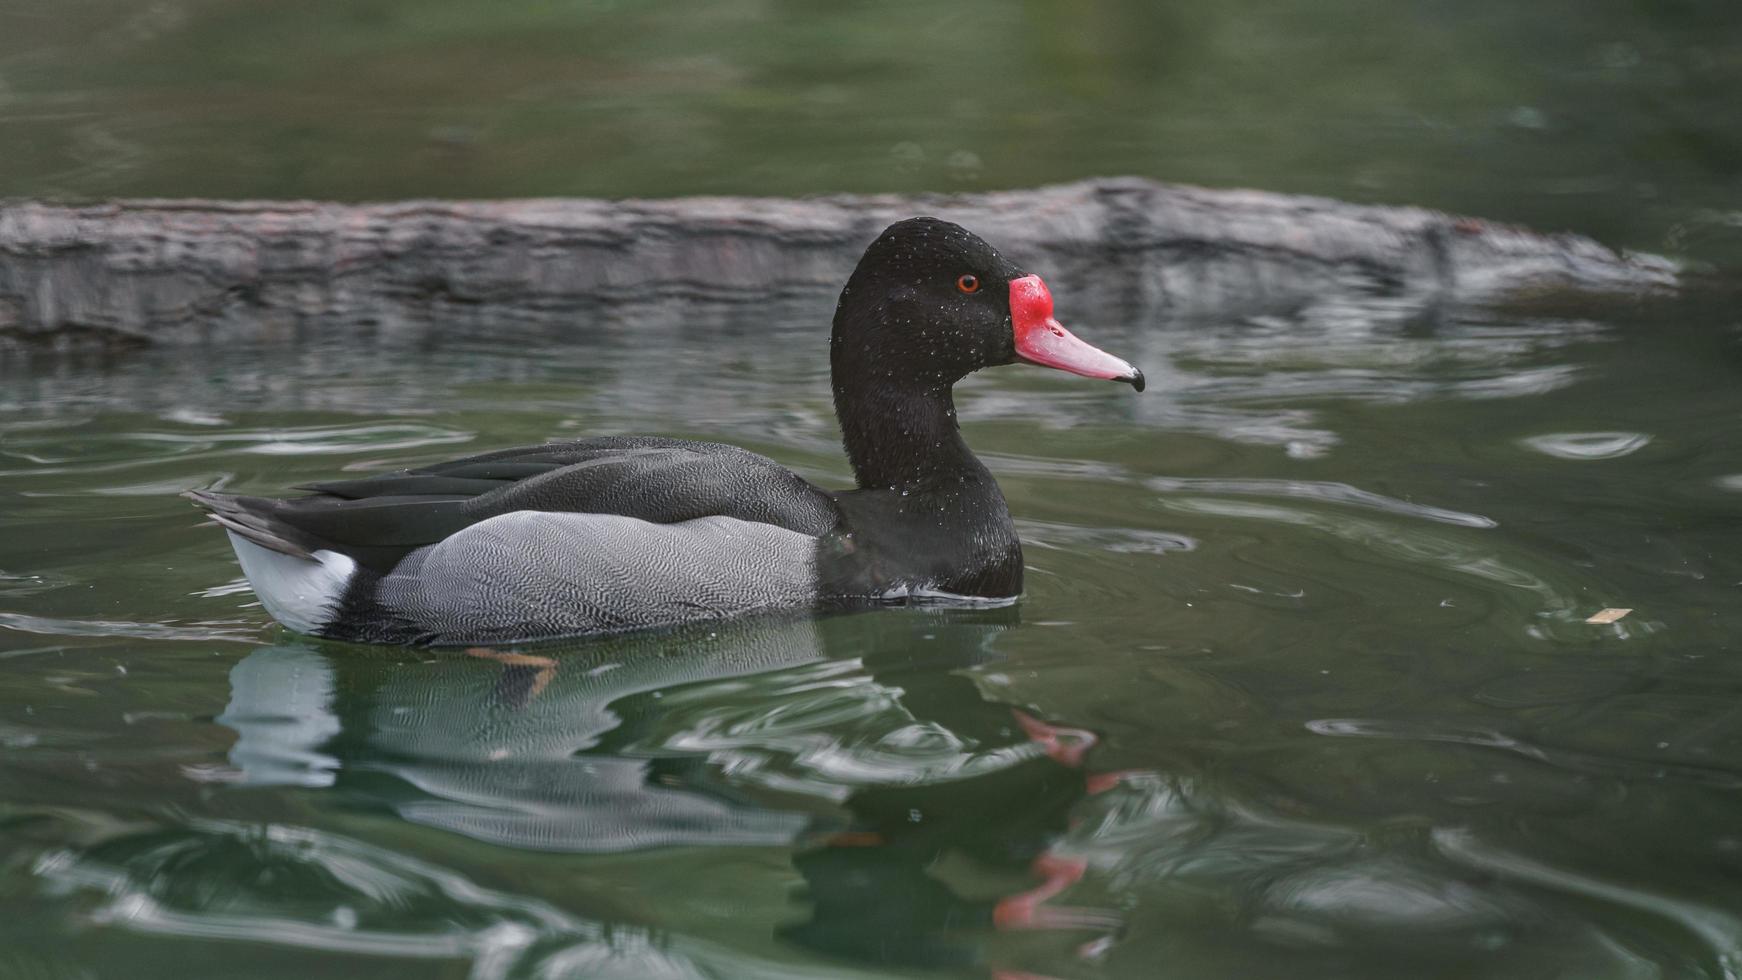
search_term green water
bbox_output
[3,286,1741,978]
[2,0,1740,265]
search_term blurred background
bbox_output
[2,0,1738,264]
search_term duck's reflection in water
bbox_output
[219,608,1120,975]
[779,623,1122,972]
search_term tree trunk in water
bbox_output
[0,178,1677,350]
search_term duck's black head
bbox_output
[829,217,1143,491]
[830,217,1144,397]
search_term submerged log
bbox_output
[0,177,1677,350]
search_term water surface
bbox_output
[3,289,1742,978]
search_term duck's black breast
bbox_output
[819,480,1024,602]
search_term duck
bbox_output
[186,217,1144,645]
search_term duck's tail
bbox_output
[184,488,318,559]
[185,489,357,634]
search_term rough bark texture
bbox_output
[0,178,1677,350]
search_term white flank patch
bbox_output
[227,533,356,635]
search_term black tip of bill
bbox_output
[1123,368,1146,393]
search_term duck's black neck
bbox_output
[832,375,988,492]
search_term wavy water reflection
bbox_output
[195,610,1124,973]
[1434,829,1742,980]
[33,818,833,980]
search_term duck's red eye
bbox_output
[956,274,980,294]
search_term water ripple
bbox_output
[0,569,75,597]
[1147,477,1497,528]
[1155,497,1579,627]
[1434,828,1742,979]
[1017,519,1198,555]
[1065,775,1716,974]
[0,421,476,478]
[1522,431,1654,460]
[1307,717,1742,789]
[0,612,261,644]
[1263,859,1519,933]
[651,658,1041,793]
[31,819,798,979]
[125,423,477,456]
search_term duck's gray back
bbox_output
[375,511,820,645]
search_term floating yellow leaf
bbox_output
[1585,608,1632,625]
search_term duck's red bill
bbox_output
[1008,275,1144,391]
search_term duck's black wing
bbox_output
[188,436,842,574]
